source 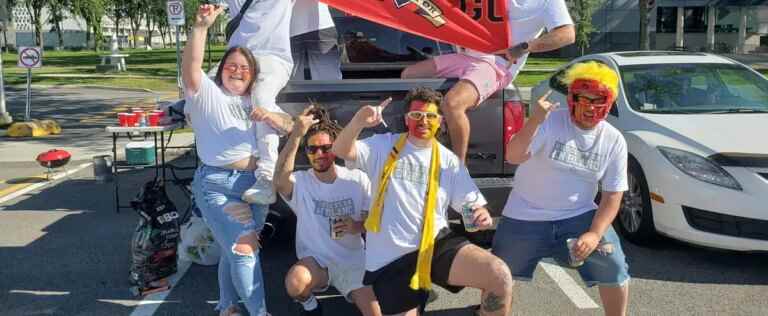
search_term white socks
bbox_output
[300,295,318,311]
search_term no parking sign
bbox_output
[167,0,186,26]
[18,47,42,68]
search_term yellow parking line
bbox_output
[0,177,45,198]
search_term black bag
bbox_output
[224,0,255,42]
[128,179,181,296]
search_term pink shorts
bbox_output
[433,53,513,105]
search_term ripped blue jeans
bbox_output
[192,164,268,315]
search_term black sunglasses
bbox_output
[306,144,333,154]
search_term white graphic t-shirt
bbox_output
[283,166,371,268]
[461,0,573,80]
[503,109,628,221]
[351,133,487,271]
[290,0,335,37]
[185,70,267,167]
[226,0,294,66]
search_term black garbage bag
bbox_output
[128,179,180,296]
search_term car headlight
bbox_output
[658,146,742,191]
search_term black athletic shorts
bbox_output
[363,228,470,315]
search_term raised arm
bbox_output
[274,106,318,200]
[181,4,224,95]
[332,98,391,161]
[528,24,575,53]
[505,90,558,164]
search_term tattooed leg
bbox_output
[447,244,514,316]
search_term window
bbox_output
[332,9,454,63]
[620,63,768,113]
[656,7,707,34]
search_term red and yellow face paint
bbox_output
[405,101,441,140]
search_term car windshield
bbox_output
[620,63,768,114]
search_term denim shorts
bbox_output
[492,210,630,287]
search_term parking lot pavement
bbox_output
[2,153,768,316]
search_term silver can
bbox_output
[461,203,479,232]
[566,238,584,267]
[330,217,344,240]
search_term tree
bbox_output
[148,0,169,48]
[47,0,69,50]
[22,0,45,47]
[638,0,654,50]
[570,0,600,55]
[106,0,126,48]
[72,0,107,51]
[124,0,145,48]
[2,0,18,52]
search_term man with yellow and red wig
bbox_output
[494,61,630,316]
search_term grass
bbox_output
[1,46,229,91]
[1,48,765,90]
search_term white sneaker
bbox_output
[241,174,276,205]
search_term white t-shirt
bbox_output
[283,166,371,268]
[351,133,487,271]
[226,0,294,66]
[503,110,629,221]
[290,0,335,37]
[462,0,573,80]
[184,70,279,176]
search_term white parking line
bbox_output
[129,260,192,316]
[539,259,599,309]
[0,163,93,205]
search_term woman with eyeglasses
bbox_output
[182,5,278,316]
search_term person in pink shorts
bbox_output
[401,0,575,163]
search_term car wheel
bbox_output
[614,158,659,245]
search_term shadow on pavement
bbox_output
[620,234,768,285]
[0,154,195,315]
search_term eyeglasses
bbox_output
[222,63,251,73]
[574,94,608,105]
[406,111,440,121]
[306,144,333,154]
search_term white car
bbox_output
[531,51,768,251]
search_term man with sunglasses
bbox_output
[333,87,514,316]
[274,106,381,316]
[494,62,630,316]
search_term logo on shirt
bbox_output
[392,160,428,185]
[392,0,446,27]
[225,98,252,124]
[313,198,355,218]
[549,141,604,172]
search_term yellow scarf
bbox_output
[365,133,440,290]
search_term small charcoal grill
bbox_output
[36,149,71,179]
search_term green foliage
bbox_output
[569,0,601,55]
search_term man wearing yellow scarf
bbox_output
[333,87,514,316]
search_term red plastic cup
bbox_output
[148,112,161,126]
[118,113,130,126]
[126,112,138,126]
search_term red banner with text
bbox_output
[321,0,509,53]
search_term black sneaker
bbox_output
[300,303,323,316]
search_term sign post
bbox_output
[167,0,186,99]
[17,47,42,122]
[0,1,11,125]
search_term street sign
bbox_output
[18,47,42,68]
[167,0,186,26]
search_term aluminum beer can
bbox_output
[566,238,584,267]
[461,203,479,233]
[330,217,344,240]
